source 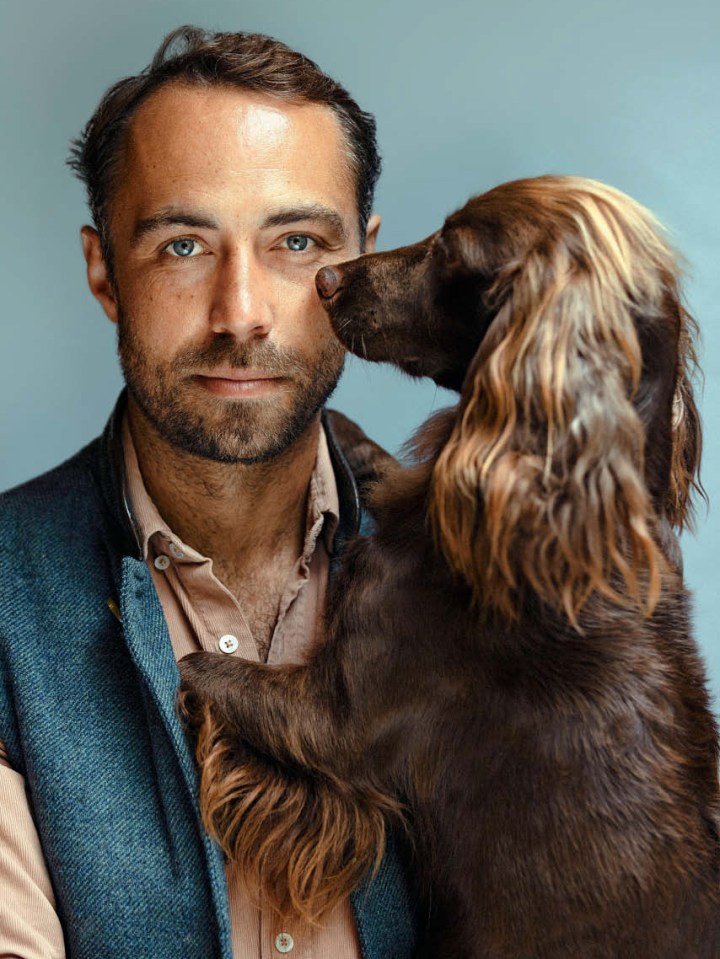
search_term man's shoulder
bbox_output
[0,435,116,637]
[0,437,103,539]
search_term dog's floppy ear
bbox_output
[429,241,665,627]
[668,307,704,530]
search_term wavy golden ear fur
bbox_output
[668,306,704,529]
[430,177,701,625]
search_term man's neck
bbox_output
[126,398,321,579]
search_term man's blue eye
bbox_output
[286,235,310,251]
[169,238,198,257]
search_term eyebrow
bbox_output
[131,203,348,245]
[261,204,348,242]
[132,210,219,243]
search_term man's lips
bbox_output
[192,370,286,397]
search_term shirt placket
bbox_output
[151,532,259,662]
[125,418,356,959]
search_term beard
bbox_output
[117,308,345,465]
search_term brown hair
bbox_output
[67,25,381,275]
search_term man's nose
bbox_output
[315,266,341,300]
[210,251,273,339]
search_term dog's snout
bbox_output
[316,266,341,300]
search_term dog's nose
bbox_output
[316,266,341,300]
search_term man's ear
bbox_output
[364,213,381,253]
[81,226,119,324]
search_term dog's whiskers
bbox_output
[334,316,353,336]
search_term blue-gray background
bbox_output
[1,0,718,697]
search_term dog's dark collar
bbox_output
[90,390,367,561]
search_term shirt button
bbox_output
[168,543,185,559]
[218,634,239,654]
[275,932,294,953]
[154,555,171,571]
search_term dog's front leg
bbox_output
[178,648,356,777]
[178,647,404,923]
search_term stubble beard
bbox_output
[117,308,345,465]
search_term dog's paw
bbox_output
[177,650,258,731]
[325,409,396,485]
[177,651,228,721]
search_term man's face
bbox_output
[84,82,378,463]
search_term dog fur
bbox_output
[179,176,720,958]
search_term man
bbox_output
[0,26,418,959]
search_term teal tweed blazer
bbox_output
[0,393,419,959]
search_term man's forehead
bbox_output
[125,82,348,165]
[121,83,354,187]
[103,80,360,243]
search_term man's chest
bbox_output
[219,566,289,661]
[148,535,329,667]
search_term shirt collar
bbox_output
[121,415,340,562]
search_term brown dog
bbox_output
[179,176,720,958]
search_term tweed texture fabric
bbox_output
[0,394,419,959]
